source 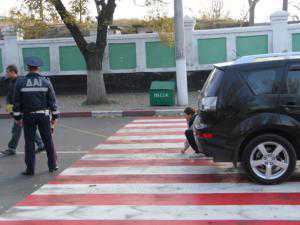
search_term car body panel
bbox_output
[195,57,300,165]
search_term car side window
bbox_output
[287,69,300,95]
[243,69,277,95]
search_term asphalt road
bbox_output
[0,117,131,213]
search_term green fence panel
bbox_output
[22,47,50,72]
[292,33,300,52]
[0,48,3,73]
[236,35,268,57]
[60,46,86,71]
[146,41,175,68]
[198,38,227,64]
[109,43,136,70]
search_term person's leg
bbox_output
[7,121,22,153]
[37,114,57,170]
[34,131,45,151]
[185,129,200,153]
[23,114,37,173]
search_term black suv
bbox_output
[194,53,300,184]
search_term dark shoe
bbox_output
[22,170,34,176]
[35,147,45,154]
[1,149,16,156]
[49,166,59,173]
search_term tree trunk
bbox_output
[85,52,108,105]
[249,4,255,25]
[283,0,288,11]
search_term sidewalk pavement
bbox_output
[0,92,199,118]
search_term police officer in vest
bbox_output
[13,57,59,176]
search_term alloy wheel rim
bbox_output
[250,141,289,180]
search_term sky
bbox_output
[0,0,299,22]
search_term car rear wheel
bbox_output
[242,134,296,185]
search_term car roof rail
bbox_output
[234,52,300,65]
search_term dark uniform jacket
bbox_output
[188,113,197,128]
[13,73,59,120]
[6,78,18,105]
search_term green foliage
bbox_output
[23,0,60,22]
[145,16,174,46]
[8,0,91,39]
[70,0,89,23]
[9,9,49,39]
[144,0,174,45]
[195,18,247,30]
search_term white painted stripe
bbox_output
[20,87,48,92]
[125,123,186,128]
[133,119,186,123]
[96,143,184,150]
[60,165,236,176]
[117,128,185,133]
[2,205,300,221]
[18,151,89,154]
[108,135,185,141]
[82,153,209,160]
[33,182,300,195]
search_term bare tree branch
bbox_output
[94,0,106,15]
[95,0,116,48]
[49,0,87,53]
[248,0,260,25]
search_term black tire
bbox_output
[241,134,297,185]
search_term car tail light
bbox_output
[199,97,218,112]
[197,132,214,139]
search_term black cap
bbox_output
[24,57,44,67]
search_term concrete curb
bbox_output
[0,109,184,119]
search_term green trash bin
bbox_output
[149,81,176,106]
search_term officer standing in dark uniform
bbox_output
[13,57,59,176]
[1,65,45,156]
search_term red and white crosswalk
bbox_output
[1,117,300,224]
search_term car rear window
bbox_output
[242,69,277,95]
[202,68,224,97]
[287,69,300,94]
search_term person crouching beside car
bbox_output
[181,107,200,154]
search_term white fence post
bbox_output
[270,11,289,53]
[184,16,196,70]
[50,44,60,75]
[3,27,21,71]
[136,38,147,71]
[227,35,237,61]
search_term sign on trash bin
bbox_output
[149,81,175,106]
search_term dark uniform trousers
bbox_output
[23,113,57,172]
[185,129,199,152]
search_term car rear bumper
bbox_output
[195,136,233,162]
[193,117,233,162]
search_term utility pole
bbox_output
[283,0,288,11]
[174,0,188,106]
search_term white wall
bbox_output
[0,11,298,77]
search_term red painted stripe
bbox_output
[88,149,182,154]
[131,121,186,124]
[73,159,217,167]
[125,125,187,129]
[60,112,92,118]
[137,116,184,119]
[113,131,185,136]
[50,174,248,184]
[0,221,299,225]
[17,193,300,206]
[104,139,184,144]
